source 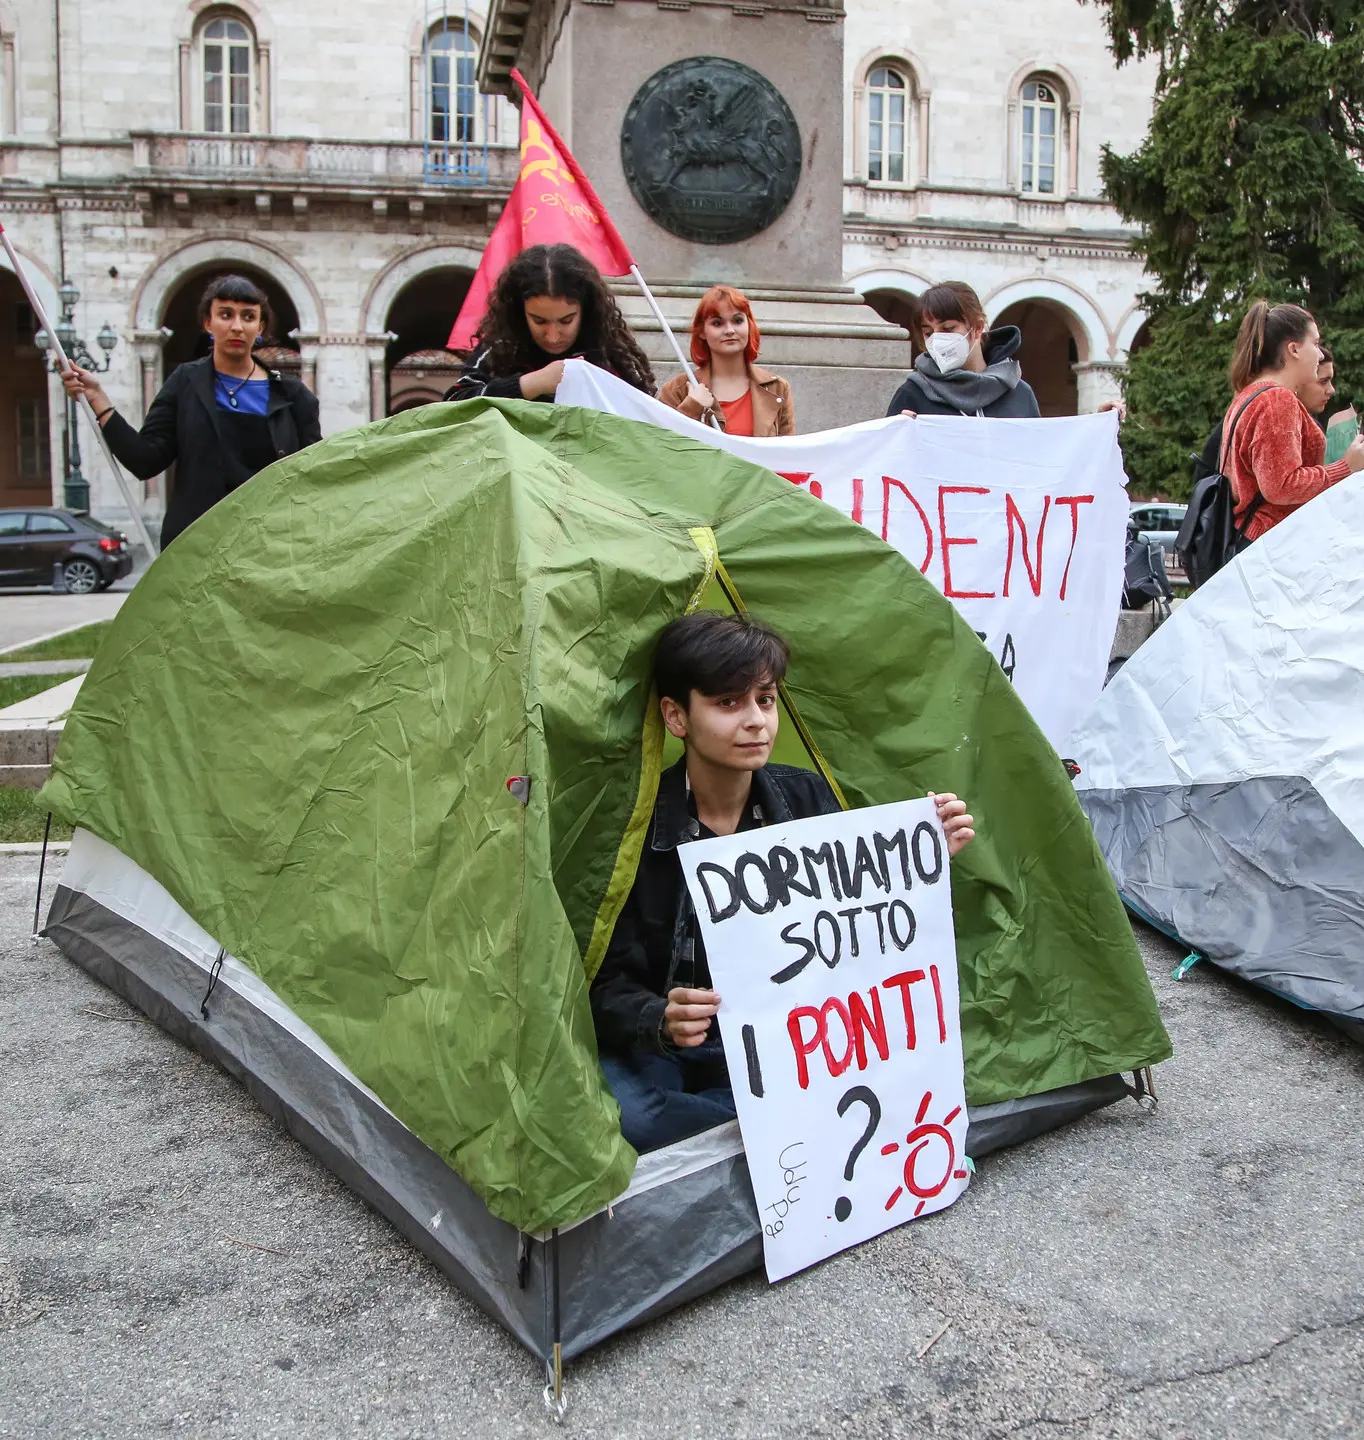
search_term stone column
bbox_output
[367,342,389,421]
[1073,360,1125,414]
[313,338,372,436]
[294,335,320,396]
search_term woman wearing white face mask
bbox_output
[885,282,1040,419]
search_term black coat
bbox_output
[102,355,321,548]
[444,343,593,404]
[443,344,655,403]
[590,759,842,1061]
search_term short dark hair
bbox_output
[918,281,987,334]
[197,273,273,338]
[654,612,789,708]
[1319,344,1334,367]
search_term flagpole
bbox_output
[0,223,159,559]
[629,265,721,430]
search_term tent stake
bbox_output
[541,1227,566,1422]
[31,812,52,941]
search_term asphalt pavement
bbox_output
[2,850,1361,1439]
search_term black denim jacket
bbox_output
[590,758,841,1059]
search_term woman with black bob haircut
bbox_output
[446,243,655,402]
[62,273,320,548]
[885,281,1040,419]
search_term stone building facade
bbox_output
[841,0,1159,416]
[0,0,1156,529]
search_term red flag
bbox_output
[449,70,635,350]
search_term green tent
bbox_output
[41,398,1168,1337]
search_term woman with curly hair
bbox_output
[446,243,655,402]
[657,285,794,436]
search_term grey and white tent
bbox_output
[1070,475,1364,1042]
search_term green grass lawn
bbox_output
[0,787,72,844]
[1,620,112,664]
[0,674,69,710]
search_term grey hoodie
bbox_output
[885,325,1041,419]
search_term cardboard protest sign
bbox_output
[557,359,1127,749]
[679,797,969,1282]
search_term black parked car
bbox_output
[0,508,134,594]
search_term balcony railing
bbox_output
[130,132,518,189]
[842,181,1131,236]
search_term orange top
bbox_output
[1223,382,1352,541]
[718,389,754,437]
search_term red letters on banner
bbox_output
[779,470,1092,601]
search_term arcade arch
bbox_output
[383,265,475,413]
[132,235,323,338]
[993,298,1087,416]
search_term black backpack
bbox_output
[1122,520,1173,612]
[1175,387,1271,590]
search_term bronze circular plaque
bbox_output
[620,57,803,245]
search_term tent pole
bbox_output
[541,1227,566,1420]
[31,812,52,941]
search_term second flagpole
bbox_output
[629,266,720,430]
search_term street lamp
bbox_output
[34,278,118,513]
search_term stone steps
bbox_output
[0,674,85,789]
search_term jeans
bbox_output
[600,1049,737,1153]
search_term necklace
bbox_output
[221,365,257,408]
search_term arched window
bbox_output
[866,65,910,184]
[429,22,477,144]
[200,15,254,134]
[1020,79,1059,195]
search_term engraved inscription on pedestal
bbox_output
[620,58,803,245]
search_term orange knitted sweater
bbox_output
[1222,382,1352,541]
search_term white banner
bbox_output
[679,797,969,1282]
[557,360,1128,747]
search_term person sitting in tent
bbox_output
[445,243,655,404]
[884,282,1040,420]
[657,285,795,435]
[590,611,975,1154]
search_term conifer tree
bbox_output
[1092,2,1364,497]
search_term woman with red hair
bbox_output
[657,286,795,436]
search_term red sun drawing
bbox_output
[877,1090,969,1217]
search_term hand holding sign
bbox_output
[664,986,721,1047]
[680,796,970,1281]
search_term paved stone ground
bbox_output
[2,850,1361,1439]
[0,593,128,655]
[0,661,92,678]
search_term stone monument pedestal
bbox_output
[480,0,911,431]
